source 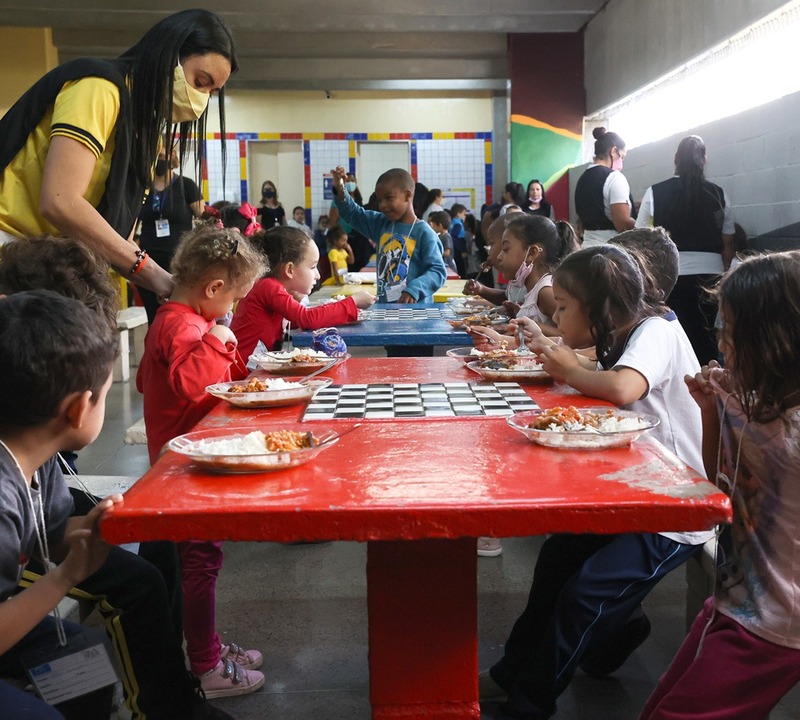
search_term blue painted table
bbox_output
[293,302,472,347]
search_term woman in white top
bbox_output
[636,135,735,364]
[420,187,444,222]
[573,127,636,247]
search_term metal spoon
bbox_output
[299,357,340,385]
[466,327,499,345]
[517,324,532,355]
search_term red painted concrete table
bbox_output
[102,358,732,720]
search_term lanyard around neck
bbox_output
[0,439,67,645]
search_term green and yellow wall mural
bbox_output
[508,34,585,219]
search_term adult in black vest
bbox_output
[636,136,734,364]
[0,10,236,304]
[574,127,636,246]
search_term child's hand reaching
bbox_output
[466,325,506,351]
[351,291,376,309]
[331,166,348,196]
[685,360,723,416]
[398,292,417,304]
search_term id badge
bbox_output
[21,629,118,705]
[155,218,171,237]
[385,280,407,302]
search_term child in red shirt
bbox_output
[231,225,374,360]
[137,224,268,699]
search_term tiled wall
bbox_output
[203,132,492,225]
[203,139,240,203]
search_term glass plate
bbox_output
[250,353,349,375]
[445,347,482,361]
[205,377,333,408]
[466,359,550,383]
[167,426,342,473]
[446,297,491,314]
[446,347,528,363]
[506,408,660,449]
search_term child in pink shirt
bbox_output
[231,225,374,360]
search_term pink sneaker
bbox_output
[477,537,503,557]
[220,642,263,670]
[200,658,265,699]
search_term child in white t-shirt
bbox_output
[481,245,711,720]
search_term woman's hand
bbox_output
[134,256,174,299]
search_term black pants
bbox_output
[491,533,698,719]
[23,546,200,720]
[668,273,720,366]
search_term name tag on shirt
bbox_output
[22,629,118,705]
[155,218,171,237]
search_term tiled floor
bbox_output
[81,340,800,720]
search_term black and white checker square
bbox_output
[302,382,539,420]
[360,307,453,321]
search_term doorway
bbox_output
[247,140,305,214]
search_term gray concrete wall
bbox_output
[584,0,787,114]
[576,0,800,248]
[621,89,800,247]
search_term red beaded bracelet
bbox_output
[129,249,149,276]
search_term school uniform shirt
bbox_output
[0,452,72,601]
[517,273,553,324]
[230,276,359,360]
[0,76,121,238]
[334,191,447,302]
[711,380,800,648]
[610,315,714,546]
[137,302,246,465]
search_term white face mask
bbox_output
[172,63,209,123]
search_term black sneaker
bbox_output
[579,613,652,678]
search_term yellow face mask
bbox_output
[172,63,209,123]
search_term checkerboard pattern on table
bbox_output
[360,308,455,321]
[302,382,539,420]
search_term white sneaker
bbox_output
[477,537,503,557]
